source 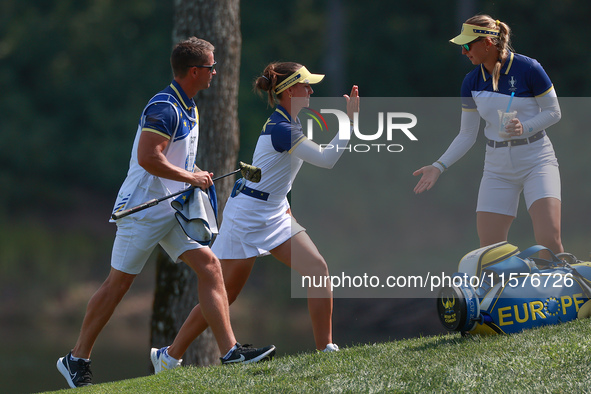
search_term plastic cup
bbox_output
[497,110,517,139]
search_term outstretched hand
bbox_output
[344,85,359,122]
[413,165,441,194]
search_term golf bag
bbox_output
[437,242,591,335]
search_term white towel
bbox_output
[171,186,218,246]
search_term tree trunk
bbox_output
[150,0,241,367]
[323,0,345,96]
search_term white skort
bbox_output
[477,137,561,217]
[211,193,305,259]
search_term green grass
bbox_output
[46,319,591,393]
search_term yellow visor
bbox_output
[274,66,325,94]
[450,23,500,45]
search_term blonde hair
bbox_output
[254,62,302,106]
[466,15,513,91]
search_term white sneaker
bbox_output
[150,346,182,374]
[322,343,340,352]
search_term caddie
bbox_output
[56,37,275,389]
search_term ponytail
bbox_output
[491,20,511,91]
[465,15,513,91]
[254,62,302,106]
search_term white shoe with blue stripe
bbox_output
[151,346,182,374]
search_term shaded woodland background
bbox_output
[1,0,591,392]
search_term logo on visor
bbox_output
[275,73,302,93]
[473,28,499,36]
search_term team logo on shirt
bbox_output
[508,76,517,92]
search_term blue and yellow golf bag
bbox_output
[437,242,591,335]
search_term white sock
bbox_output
[70,354,90,363]
[222,343,239,360]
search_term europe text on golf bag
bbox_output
[437,242,591,335]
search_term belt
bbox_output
[240,185,269,201]
[487,131,546,148]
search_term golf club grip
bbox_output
[111,198,159,220]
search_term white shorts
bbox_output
[211,193,305,259]
[111,206,205,275]
[477,137,561,217]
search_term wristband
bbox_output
[433,161,447,172]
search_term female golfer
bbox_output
[151,62,359,370]
[413,15,563,258]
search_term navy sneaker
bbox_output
[56,351,93,388]
[221,343,276,365]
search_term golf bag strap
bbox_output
[517,245,561,263]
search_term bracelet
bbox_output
[436,161,448,171]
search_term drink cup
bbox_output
[498,110,517,139]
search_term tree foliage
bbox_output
[0,0,173,211]
[2,0,590,212]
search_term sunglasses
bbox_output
[189,61,217,72]
[462,38,483,51]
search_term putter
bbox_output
[111,161,261,220]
